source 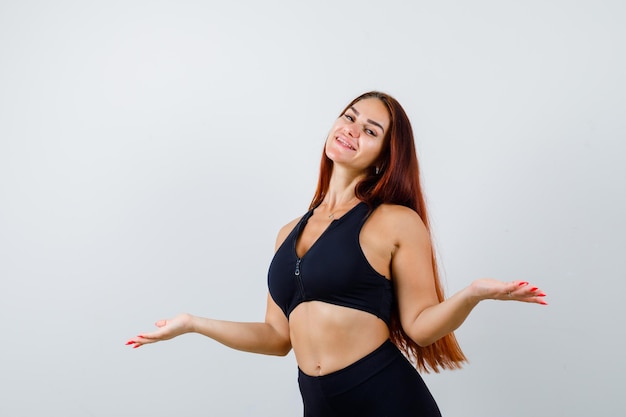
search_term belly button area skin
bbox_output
[316,363,322,376]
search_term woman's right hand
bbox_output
[125,313,194,349]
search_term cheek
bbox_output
[324,131,334,148]
[324,135,335,158]
[365,140,384,155]
[365,143,385,165]
[324,123,343,148]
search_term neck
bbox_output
[322,193,358,211]
[322,166,365,211]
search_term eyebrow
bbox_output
[350,106,386,133]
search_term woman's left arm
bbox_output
[389,207,547,347]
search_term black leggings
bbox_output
[298,340,441,417]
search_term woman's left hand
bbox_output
[469,278,548,305]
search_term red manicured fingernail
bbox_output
[539,300,548,305]
[133,344,141,349]
[530,287,538,292]
[538,292,547,297]
[518,281,528,286]
[137,335,144,338]
[125,340,134,345]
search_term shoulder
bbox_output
[372,204,427,230]
[370,204,430,246]
[274,215,303,251]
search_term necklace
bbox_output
[323,197,358,220]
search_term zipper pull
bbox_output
[295,259,301,276]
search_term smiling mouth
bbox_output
[336,137,355,150]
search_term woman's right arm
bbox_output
[125,293,291,356]
[125,220,300,356]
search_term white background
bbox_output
[1,1,624,416]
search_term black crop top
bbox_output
[267,202,393,325]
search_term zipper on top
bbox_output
[294,258,306,298]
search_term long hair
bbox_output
[310,91,467,373]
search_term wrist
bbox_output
[182,313,197,333]
[463,284,483,306]
[186,314,217,337]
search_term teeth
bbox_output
[337,137,355,150]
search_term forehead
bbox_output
[350,98,390,131]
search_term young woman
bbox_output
[126,91,547,416]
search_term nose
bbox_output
[343,124,359,138]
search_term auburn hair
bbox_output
[310,91,467,373]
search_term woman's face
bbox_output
[324,97,390,173]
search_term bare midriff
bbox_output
[289,301,390,376]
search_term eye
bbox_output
[344,114,354,122]
[365,128,377,137]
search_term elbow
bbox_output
[407,328,439,348]
[401,320,430,347]
[267,337,291,356]
[273,342,292,357]
[414,336,437,348]
[402,308,443,348]
[276,348,291,357]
